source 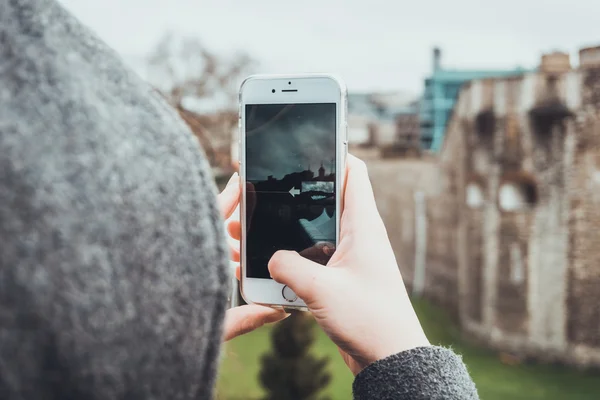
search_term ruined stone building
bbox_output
[372,46,600,368]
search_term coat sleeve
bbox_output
[352,346,479,400]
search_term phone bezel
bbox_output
[238,74,347,309]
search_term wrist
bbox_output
[362,331,431,373]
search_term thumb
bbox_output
[341,155,385,236]
[268,250,331,304]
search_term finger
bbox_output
[230,243,240,262]
[268,250,331,303]
[227,220,241,241]
[223,305,288,341]
[218,173,240,220]
[342,155,384,233]
[344,155,377,217]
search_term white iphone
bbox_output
[238,74,347,310]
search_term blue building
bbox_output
[420,48,529,151]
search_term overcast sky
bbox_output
[246,104,336,181]
[59,0,596,94]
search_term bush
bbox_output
[259,312,331,400]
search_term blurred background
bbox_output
[60,0,600,398]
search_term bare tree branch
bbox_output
[146,33,255,171]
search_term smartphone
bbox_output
[238,74,347,310]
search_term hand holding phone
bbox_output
[235,75,428,375]
[226,156,429,374]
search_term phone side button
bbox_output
[344,121,348,142]
[282,285,298,302]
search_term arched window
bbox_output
[465,175,486,209]
[498,172,538,212]
[466,183,485,208]
[475,109,495,137]
[529,101,572,135]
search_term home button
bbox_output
[282,285,298,302]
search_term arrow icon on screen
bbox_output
[289,188,300,197]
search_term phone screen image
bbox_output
[245,103,337,279]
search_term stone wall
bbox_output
[567,65,600,363]
[364,47,600,368]
[354,148,439,288]
[445,61,600,366]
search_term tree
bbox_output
[259,312,331,400]
[145,33,255,172]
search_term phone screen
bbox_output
[245,103,337,279]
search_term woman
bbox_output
[0,0,478,398]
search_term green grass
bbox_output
[216,318,353,400]
[217,299,600,400]
[414,300,600,400]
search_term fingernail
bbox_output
[226,172,239,186]
[265,311,289,323]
